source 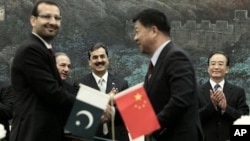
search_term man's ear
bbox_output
[226,66,229,73]
[30,16,36,27]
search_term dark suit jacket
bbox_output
[198,81,249,141]
[144,42,203,141]
[0,81,13,140]
[77,72,129,141]
[63,81,77,96]
[10,34,75,141]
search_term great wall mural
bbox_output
[171,10,248,51]
[0,0,250,107]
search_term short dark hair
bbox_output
[132,8,171,36]
[207,51,230,66]
[88,42,109,60]
[31,1,60,16]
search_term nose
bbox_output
[214,64,220,69]
[134,34,138,41]
[64,66,70,72]
[48,17,58,24]
[97,56,103,61]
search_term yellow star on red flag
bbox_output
[134,93,142,101]
[114,83,160,139]
[134,93,147,109]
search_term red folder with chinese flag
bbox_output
[114,82,160,139]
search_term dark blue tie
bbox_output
[214,84,221,91]
[214,84,222,113]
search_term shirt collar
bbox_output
[210,79,225,90]
[92,71,108,84]
[151,40,171,66]
[32,32,52,49]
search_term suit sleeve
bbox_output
[198,89,218,123]
[224,88,249,120]
[0,84,13,120]
[20,45,75,107]
[114,79,129,124]
[157,51,197,129]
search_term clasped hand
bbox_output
[210,89,227,111]
[100,88,118,123]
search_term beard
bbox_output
[41,34,56,43]
[36,24,60,42]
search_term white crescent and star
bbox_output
[75,110,94,129]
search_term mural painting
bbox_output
[0,0,250,106]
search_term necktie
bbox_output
[147,61,154,80]
[48,48,55,57]
[98,78,106,93]
[103,123,109,135]
[214,84,222,112]
[214,84,221,91]
[97,78,108,134]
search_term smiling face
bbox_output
[88,47,109,77]
[30,3,61,43]
[208,53,229,82]
[133,20,155,55]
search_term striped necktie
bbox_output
[214,84,221,91]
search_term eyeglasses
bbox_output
[37,14,62,21]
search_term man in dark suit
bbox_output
[132,9,203,141]
[198,51,249,141]
[76,42,129,141]
[10,1,75,141]
[55,52,77,96]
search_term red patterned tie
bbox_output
[48,48,55,57]
[147,61,153,80]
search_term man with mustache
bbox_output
[10,1,75,141]
[76,42,129,141]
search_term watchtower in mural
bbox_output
[0,5,5,21]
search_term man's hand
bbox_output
[218,95,227,111]
[210,89,227,111]
[100,104,113,123]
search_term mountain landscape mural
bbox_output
[0,0,250,106]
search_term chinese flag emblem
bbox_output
[134,92,147,109]
[115,83,160,139]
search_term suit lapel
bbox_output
[87,73,116,94]
[223,81,233,102]
[87,74,100,90]
[202,82,212,102]
[145,42,173,91]
[202,81,233,103]
[31,34,62,85]
[106,73,116,93]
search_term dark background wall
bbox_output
[0,0,250,107]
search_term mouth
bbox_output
[61,73,68,77]
[45,25,58,32]
[136,42,140,46]
[95,62,105,66]
[47,27,57,32]
[213,71,221,74]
